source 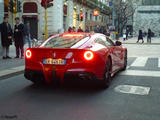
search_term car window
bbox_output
[95,38,106,46]
[41,34,87,48]
[106,37,115,46]
[98,35,115,47]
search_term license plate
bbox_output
[43,58,66,65]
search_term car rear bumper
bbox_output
[24,69,102,84]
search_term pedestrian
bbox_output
[123,32,126,41]
[94,25,100,33]
[14,17,25,59]
[126,27,129,40]
[24,22,31,48]
[72,26,76,32]
[0,16,13,59]
[68,27,73,33]
[77,27,83,32]
[137,29,144,43]
[85,27,89,33]
[147,28,152,43]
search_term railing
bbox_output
[73,0,111,15]
[32,34,45,47]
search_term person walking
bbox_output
[77,27,83,32]
[14,17,25,59]
[72,26,76,32]
[147,28,152,43]
[68,27,73,33]
[85,27,89,33]
[126,27,129,40]
[94,25,100,33]
[24,22,31,48]
[0,16,13,59]
[137,29,144,43]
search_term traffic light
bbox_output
[41,0,54,9]
[80,13,83,21]
[76,14,80,21]
[9,0,14,13]
[17,0,21,12]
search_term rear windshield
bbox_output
[41,34,87,48]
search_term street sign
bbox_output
[93,10,99,16]
[109,1,112,6]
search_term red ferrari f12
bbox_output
[24,33,127,88]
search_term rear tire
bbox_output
[99,58,112,89]
[122,50,127,71]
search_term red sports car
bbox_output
[24,33,127,88]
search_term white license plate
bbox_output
[43,58,66,65]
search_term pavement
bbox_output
[0,37,160,79]
[118,37,160,45]
[0,39,160,120]
[0,56,160,120]
[0,44,28,79]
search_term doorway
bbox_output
[24,17,38,39]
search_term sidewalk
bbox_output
[0,44,28,79]
[118,37,160,45]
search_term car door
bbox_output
[98,36,118,72]
[107,38,124,71]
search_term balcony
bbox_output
[73,0,111,15]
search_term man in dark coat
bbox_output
[77,27,83,32]
[147,28,152,43]
[0,16,13,59]
[14,17,25,59]
[137,29,144,43]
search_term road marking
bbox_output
[0,66,24,77]
[158,58,160,68]
[115,85,150,95]
[127,66,130,69]
[120,70,160,77]
[131,57,148,67]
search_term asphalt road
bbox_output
[0,56,160,120]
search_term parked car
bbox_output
[24,33,127,88]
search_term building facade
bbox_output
[133,0,160,36]
[4,0,111,39]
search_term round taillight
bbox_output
[26,50,32,58]
[84,51,94,61]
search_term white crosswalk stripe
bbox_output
[130,57,148,67]
[120,70,160,77]
[158,58,160,68]
[121,57,160,77]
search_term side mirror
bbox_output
[115,41,122,46]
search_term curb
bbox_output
[122,43,160,45]
[0,66,25,80]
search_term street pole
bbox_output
[14,0,17,18]
[44,8,47,40]
[0,0,4,56]
[112,0,115,26]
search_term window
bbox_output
[99,36,115,46]
[95,38,106,46]
[105,37,115,46]
[41,34,87,48]
[90,13,92,20]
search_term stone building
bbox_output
[133,0,160,36]
[4,0,111,39]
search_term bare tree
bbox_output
[113,0,136,35]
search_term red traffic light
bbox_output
[80,13,83,18]
[41,0,46,4]
[41,0,54,9]
[93,10,99,16]
[46,0,53,3]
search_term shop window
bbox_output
[90,13,92,20]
